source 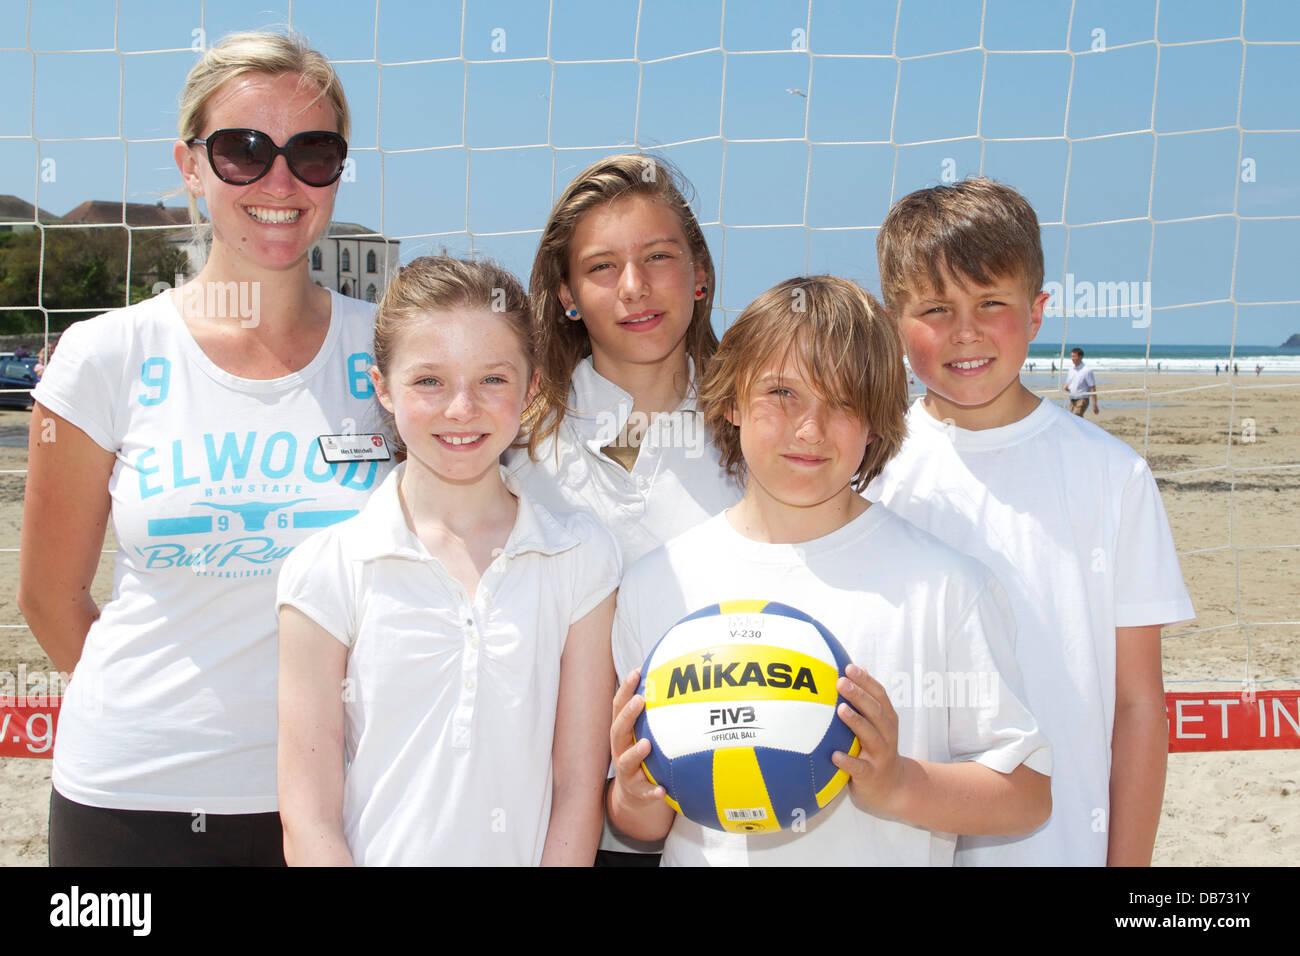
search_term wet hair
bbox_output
[373,256,533,460]
[876,176,1044,315]
[698,275,909,491]
[177,30,351,223]
[524,153,717,457]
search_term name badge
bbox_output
[318,434,392,462]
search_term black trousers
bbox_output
[49,788,286,867]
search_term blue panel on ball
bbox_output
[753,746,812,828]
[636,709,674,791]
[671,749,721,827]
[809,708,857,792]
[811,616,855,674]
[677,603,724,625]
[761,601,810,623]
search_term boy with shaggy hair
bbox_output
[871,177,1193,865]
[607,275,1051,866]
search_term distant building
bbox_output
[0,194,60,233]
[309,222,401,302]
[60,199,206,282]
[180,214,400,301]
[3,196,400,302]
[60,199,193,229]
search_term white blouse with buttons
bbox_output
[276,462,621,866]
[505,356,743,568]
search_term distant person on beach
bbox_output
[1256,364,1262,376]
[1051,361,1056,373]
[1215,363,1220,375]
[870,176,1194,867]
[1234,363,1239,375]
[1064,347,1098,416]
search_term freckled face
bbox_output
[371,308,539,485]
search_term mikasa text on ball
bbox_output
[633,600,860,833]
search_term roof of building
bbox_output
[0,194,60,223]
[61,200,194,227]
[326,221,398,241]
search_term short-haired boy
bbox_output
[870,177,1194,866]
[607,276,1051,866]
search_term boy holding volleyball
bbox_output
[608,276,1051,866]
[869,178,1193,865]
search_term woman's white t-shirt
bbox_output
[276,464,621,865]
[34,289,391,813]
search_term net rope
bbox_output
[1,0,1297,697]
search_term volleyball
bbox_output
[633,600,859,834]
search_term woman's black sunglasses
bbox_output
[187,128,348,187]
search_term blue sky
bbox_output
[1,0,1298,345]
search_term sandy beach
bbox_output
[1,372,1296,866]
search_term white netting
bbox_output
[1,0,1297,698]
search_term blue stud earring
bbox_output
[565,308,580,319]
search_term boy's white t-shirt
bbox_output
[276,463,621,866]
[612,507,1051,867]
[867,398,1194,866]
[34,290,391,814]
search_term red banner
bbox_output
[1166,691,1300,752]
[3,692,1298,758]
[0,696,60,758]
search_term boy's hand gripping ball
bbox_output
[633,600,860,834]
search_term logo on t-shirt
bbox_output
[132,429,381,579]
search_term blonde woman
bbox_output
[19,31,391,865]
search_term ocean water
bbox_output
[1018,344,1300,375]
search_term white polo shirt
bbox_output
[505,356,743,567]
[1065,362,1096,399]
[276,463,621,866]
